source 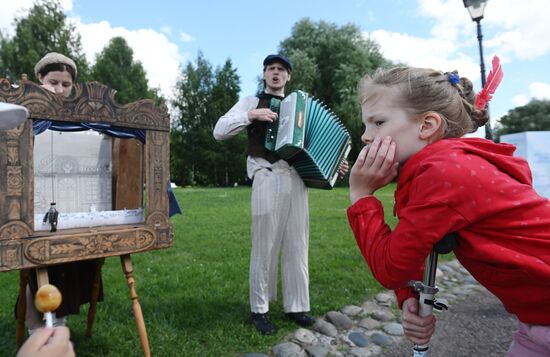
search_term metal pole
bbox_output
[476,19,486,88]
[410,233,455,356]
[412,251,439,356]
[476,18,493,141]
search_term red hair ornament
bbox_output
[475,55,504,110]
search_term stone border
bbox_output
[245,260,482,357]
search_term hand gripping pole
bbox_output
[410,233,457,356]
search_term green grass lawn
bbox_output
[0,185,399,357]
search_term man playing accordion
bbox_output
[214,54,318,335]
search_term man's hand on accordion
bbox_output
[248,108,278,123]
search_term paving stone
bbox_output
[272,342,307,357]
[312,318,338,337]
[370,332,393,346]
[348,332,369,347]
[383,322,404,336]
[341,304,363,316]
[304,345,329,357]
[326,311,353,330]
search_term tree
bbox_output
[171,53,241,186]
[0,0,90,82]
[91,37,161,104]
[171,52,214,186]
[278,18,393,161]
[210,60,245,186]
[494,99,550,141]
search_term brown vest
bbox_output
[247,92,284,163]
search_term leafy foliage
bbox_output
[494,99,550,140]
[0,5,396,188]
[170,53,242,186]
[91,37,161,104]
[279,18,393,160]
[0,0,90,82]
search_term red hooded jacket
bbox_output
[347,138,550,324]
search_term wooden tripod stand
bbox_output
[16,254,151,357]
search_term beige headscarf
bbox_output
[34,52,77,79]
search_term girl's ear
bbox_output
[419,112,443,141]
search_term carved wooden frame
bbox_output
[0,79,173,272]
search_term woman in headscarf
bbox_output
[24,52,103,333]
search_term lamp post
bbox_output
[463,0,492,140]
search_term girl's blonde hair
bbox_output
[358,67,489,138]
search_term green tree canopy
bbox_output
[0,0,89,82]
[171,52,242,186]
[495,99,550,140]
[91,36,161,104]
[210,60,247,186]
[278,18,393,161]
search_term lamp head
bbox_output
[463,0,487,21]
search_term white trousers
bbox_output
[249,164,310,314]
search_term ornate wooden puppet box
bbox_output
[0,78,174,271]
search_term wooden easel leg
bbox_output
[35,268,50,287]
[120,254,150,357]
[86,258,105,337]
[16,270,30,348]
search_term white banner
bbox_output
[501,131,550,199]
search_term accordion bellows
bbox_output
[265,90,351,189]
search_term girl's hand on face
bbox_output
[349,136,399,204]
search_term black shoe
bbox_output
[251,312,276,335]
[286,312,316,327]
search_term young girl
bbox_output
[347,66,550,356]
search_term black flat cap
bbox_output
[263,54,292,71]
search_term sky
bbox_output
[2,0,550,137]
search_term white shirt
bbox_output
[213,95,292,179]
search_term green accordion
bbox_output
[265,90,351,189]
